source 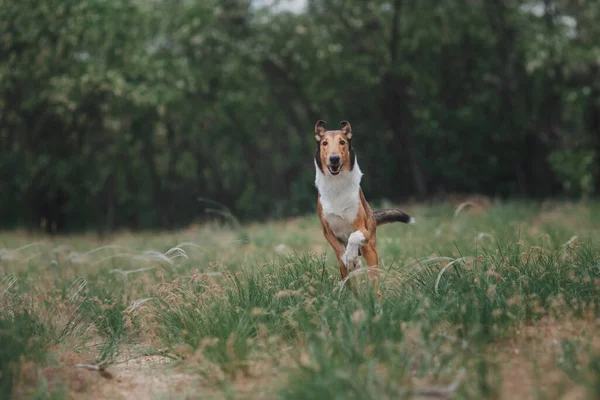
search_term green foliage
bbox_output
[548,149,596,198]
[0,309,48,398]
[1,0,600,233]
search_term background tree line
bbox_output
[1,0,599,234]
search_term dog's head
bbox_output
[314,120,355,176]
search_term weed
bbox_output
[0,201,598,399]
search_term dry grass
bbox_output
[1,200,599,399]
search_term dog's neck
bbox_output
[314,157,363,218]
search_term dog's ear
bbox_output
[340,120,352,139]
[315,120,327,141]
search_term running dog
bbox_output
[314,120,414,298]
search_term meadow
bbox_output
[1,199,599,399]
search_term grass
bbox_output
[0,199,599,399]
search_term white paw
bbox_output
[342,244,359,267]
[341,253,350,268]
[347,258,363,272]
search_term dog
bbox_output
[314,120,414,298]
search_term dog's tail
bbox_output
[373,209,415,226]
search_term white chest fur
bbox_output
[315,159,363,242]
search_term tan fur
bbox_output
[316,132,351,173]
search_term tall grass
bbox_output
[0,201,598,399]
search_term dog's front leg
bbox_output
[321,225,351,280]
[342,230,367,271]
[361,243,382,300]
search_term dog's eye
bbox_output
[322,141,328,146]
[339,140,346,145]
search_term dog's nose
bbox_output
[329,155,340,165]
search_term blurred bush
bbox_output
[1,0,599,233]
